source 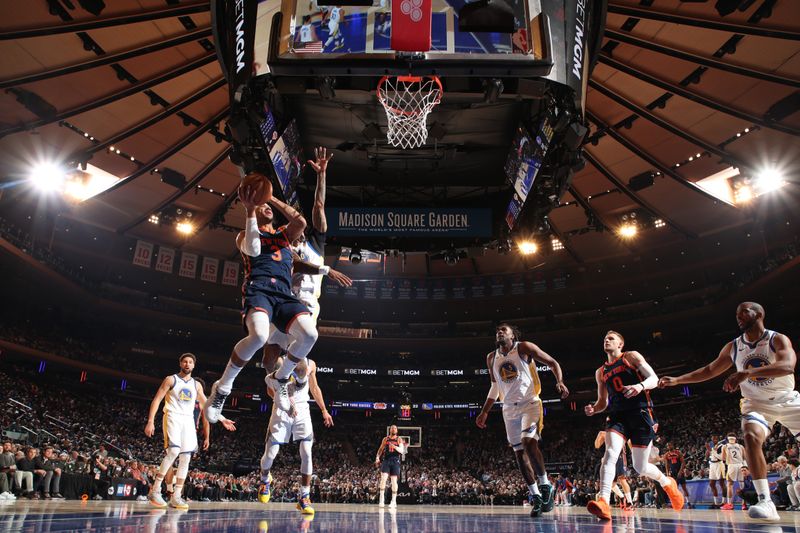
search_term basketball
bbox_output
[240,172,273,205]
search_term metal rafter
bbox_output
[0,28,213,90]
[604,29,800,89]
[87,79,226,156]
[98,109,229,200]
[606,3,800,41]
[598,54,800,137]
[0,54,217,138]
[568,185,614,234]
[583,151,696,239]
[118,147,232,234]
[586,111,734,207]
[184,182,242,249]
[588,80,748,169]
[0,2,211,40]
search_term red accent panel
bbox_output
[391,0,432,52]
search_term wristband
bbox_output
[318,265,330,276]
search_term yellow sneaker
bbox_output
[258,473,273,504]
[296,495,315,515]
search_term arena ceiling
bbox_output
[0,0,798,276]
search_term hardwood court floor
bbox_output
[0,500,798,532]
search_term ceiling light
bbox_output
[734,185,753,204]
[176,222,194,235]
[754,166,785,194]
[29,162,66,193]
[654,219,666,228]
[618,223,638,239]
[517,241,538,255]
[148,214,160,225]
[551,238,564,251]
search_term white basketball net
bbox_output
[377,76,442,149]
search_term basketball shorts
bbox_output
[740,390,800,438]
[615,456,626,478]
[726,464,744,482]
[605,408,657,447]
[162,413,197,454]
[502,398,543,447]
[242,279,309,334]
[267,296,319,349]
[381,456,402,477]
[709,461,725,480]
[267,407,313,445]
[327,22,339,36]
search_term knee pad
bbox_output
[287,314,318,359]
[164,446,180,467]
[300,440,313,476]
[176,453,191,480]
[391,478,398,492]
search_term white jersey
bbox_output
[292,240,324,303]
[299,24,313,43]
[709,440,724,464]
[269,362,313,416]
[328,7,342,25]
[724,442,745,465]
[732,329,795,401]
[491,342,541,405]
[163,374,196,418]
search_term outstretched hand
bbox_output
[328,268,353,287]
[307,146,333,174]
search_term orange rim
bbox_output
[377,75,443,117]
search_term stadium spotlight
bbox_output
[551,238,564,251]
[349,248,362,265]
[517,240,538,255]
[618,223,638,239]
[734,185,753,205]
[754,166,786,194]
[148,214,160,225]
[29,162,66,193]
[653,218,666,229]
[176,222,194,235]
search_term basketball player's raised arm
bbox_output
[620,351,658,398]
[476,352,498,429]
[144,377,172,437]
[584,368,608,416]
[307,146,332,233]
[269,196,306,242]
[724,334,796,393]
[658,342,734,388]
[520,341,569,398]
[238,186,262,257]
[290,251,353,287]
[308,362,334,428]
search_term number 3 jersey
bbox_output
[732,329,795,402]
[600,353,653,412]
[241,226,294,296]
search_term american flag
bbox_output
[293,41,324,54]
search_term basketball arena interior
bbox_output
[0,0,799,531]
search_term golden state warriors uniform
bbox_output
[709,440,725,481]
[266,360,315,444]
[600,353,658,446]
[242,226,310,334]
[163,375,198,453]
[492,342,543,448]
[734,329,800,438]
[724,440,746,482]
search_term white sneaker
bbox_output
[270,374,292,412]
[169,496,189,510]
[388,499,397,508]
[148,492,168,508]
[204,380,229,424]
[0,492,9,500]
[748,498,779,521]
[378,499,385,508]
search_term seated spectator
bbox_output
[16,447,39,499]
[36,446,63,499]
[738,467,757,508]
[0,441,17,500]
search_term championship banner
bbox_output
[201,257,220,283]
[211,0,258,100]
[327,208,492,237]
[132,240,153,268]
[155,247,174,273]
[179,252,198,279]
[222,260,239,286]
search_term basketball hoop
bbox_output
[377,75,442,149]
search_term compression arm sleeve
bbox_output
[240,217,261,257]
[636,360,659,391]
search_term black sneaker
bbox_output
[540,484,554,512]
[528,493,543,517]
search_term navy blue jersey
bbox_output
[382,436,403,461]
[242,226,294,295]
[601,353,653,413]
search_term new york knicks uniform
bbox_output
[268,231,325,349]
[724,441,746,482]
[266,361,315,444]
[600,354,657,446]
[242,226,309,334]
[491,342,543,447]
[733,329,800,438]
[380,436,403,477]
[163,375,198,453]
[709,440,726,480]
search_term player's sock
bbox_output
[173,484,183,499]
[301,486,311,498]
[611,485,624,500]
[166,481,174,494]
[726,496,732,504]
[152,474,164,493]
[713,496,719,505]
[753,479,770,501]
[624,491,632,504]
[538,474,550,486]
[528,483,541,497]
